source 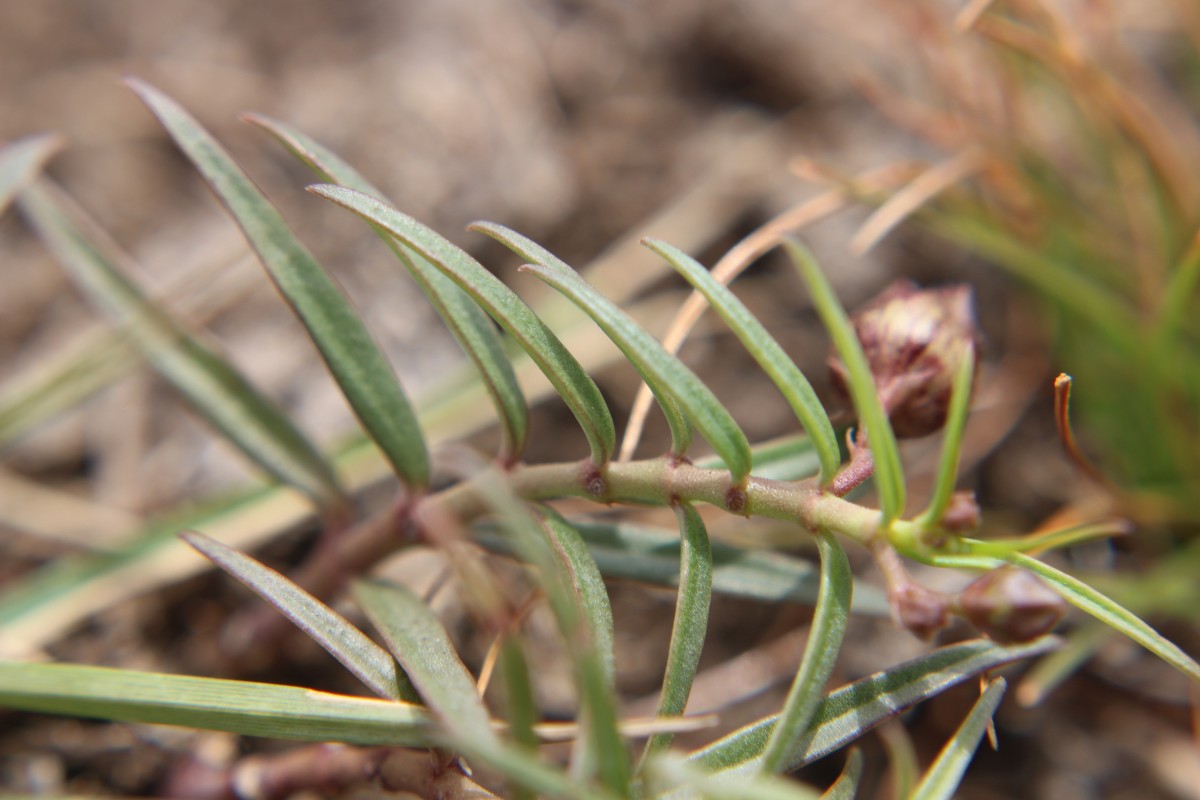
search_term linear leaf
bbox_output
[918,344,975,529]
[0,662,429,745]
[909,678,1006,800]
[648,753,821,800]
[474,222,694,455]
[354,563,613,799]
[308,185,615,466]
[247,115,528,461]
[538,508,631,795]
[695,433,823,482]
[687,637,1057,776]
[757,532,852,774]
[642,502,713,760]
[785,239,905,522]
[476,519,890,615]
[514,257,752,483]
[1005,551,1200,682]
[0,133,61,216]
[126,78,429,490]
[181,531,414,702]
[352,579,495,740]
[19,181,345,509]
[644,238,840,485]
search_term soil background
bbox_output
[1,1,1197,798]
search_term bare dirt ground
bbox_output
[1,1,1197,798]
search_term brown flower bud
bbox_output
[956,567,1067,643]
[889,582,950,641]
[830,280,979,438]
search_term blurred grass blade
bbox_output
[352,579,496,741]
[644,237,840,485]
[917,344,975,529]
[0,133,61,215]
[472,222,693,457]
[515,257,752,484]
[785,239,905,522]
[642,502,713,761]
[757,532,851,774]
[909,678,1006,800]
[309,185,615,467]
[537,508,630,794]
[247,115,528,462]
[820,749,863,800]
[688,637,1057,775]
[18,181,345,510]
[0,662,428,745]
[477,518,891,615]
[126,78,429,491]
[181,531,415,702]
[1005,551,1200,682]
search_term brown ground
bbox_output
[1,1,1197,798]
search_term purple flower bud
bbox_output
[956,567,1067,643]
[831,280,979,438]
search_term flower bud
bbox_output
[890,582,950,641]
[956,567,1067,643]
[830,280,978,438]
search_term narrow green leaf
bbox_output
[643,238,841,485]
[0,133,61,216]
[476,519,891,615]
[19,181,345,510]
[180,531,415,702]
[1005,551,1200,683]
[785,239,905,522]
[642,502,714,761]
[308,185,615,466]
[126,78,429,490]
[757,532,852,774]
[918,344,975,529]
[246,115,529,461]
[909,678,1006,800]
[352,579,496,741]
[538,508,631,795]
[688,637,1057,775]
[0,662,429,745]
[518,258,752,484]
[472,222,693,456]
[820,749,863,800]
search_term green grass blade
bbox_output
[180,531,414,702]
[538,509,631,795]
[517,258,752,484]
[820,749,863,800]
[644,238,841,485]
[785,239,905,522]
[757,532,852,774]
[246,115,529,462]
[477,518,890,615]
[0,133,61,215]
[688,637,1057,775]
[18,181,345,510]
[648,753,821,800]
[1005,551,1200,682]
[917,344,975,529]
[471,222,694,457]
[352,579,496,741]
[909,678,1006,800]
[308,185,615,467]
[126,78,429,490]
[0,662,429,745]
[642,502,714,761]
